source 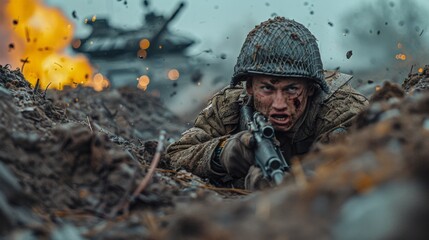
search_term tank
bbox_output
[72,1,204,98]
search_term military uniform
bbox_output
[166,71,369,185]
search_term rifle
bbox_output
[240,99,290,185]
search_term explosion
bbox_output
[1,0,109,91]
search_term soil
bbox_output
[1,64,429,239]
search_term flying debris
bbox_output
[346,50,353,59]
[71,10,78,19]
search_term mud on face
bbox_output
[247,76,314,132]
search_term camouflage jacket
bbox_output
[166,71,369,182]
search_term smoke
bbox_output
[339,0,429,82]
[167,19,252,121]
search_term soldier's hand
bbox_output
[244,166,272,191]
[219,131,255,178]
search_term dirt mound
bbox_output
[1,64,429,239]
[0,65,219,239]
[164,79,429,239]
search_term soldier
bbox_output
[166,17,368,190]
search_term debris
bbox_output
[403,65,429,93]
[71,10,78,19]
[0,65,195,238]
[20,57,30,72]
[346,50,353,59]
[33,78,40,94]
[165,79,429,239]
[369,81,404,102]
[2,63,429,239]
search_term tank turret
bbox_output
[73,1,194,59]
[71,1,204,99]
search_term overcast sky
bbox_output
[2,0,427,118]
[45,0,429,81]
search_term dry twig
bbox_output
[109,130,166,217]
[42,82,51,99]
[33,78,40,94]
[108,171,138,218]
[131,130,166,198]
[20,57,30,72]
[86,116,93,133]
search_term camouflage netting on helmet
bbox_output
[231,17,328,93]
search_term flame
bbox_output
[3,0,108,91]
[418,67,424,73]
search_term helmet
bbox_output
[231,17,328,93]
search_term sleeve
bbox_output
[166,88,241,178]
[315,84,369,144]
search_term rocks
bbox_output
[0,65,202,238]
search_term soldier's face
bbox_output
[246,75,314,132]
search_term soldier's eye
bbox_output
[261,85,274,91]
[285,86,299,94]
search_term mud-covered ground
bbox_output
[1,64,429,239]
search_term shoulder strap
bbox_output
[324,71,353,100]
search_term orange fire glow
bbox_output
[167,69,180,81]
[137,75,150,90]
[3,0,109,91]
[375,85,381,91]
[139,39,150,50]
